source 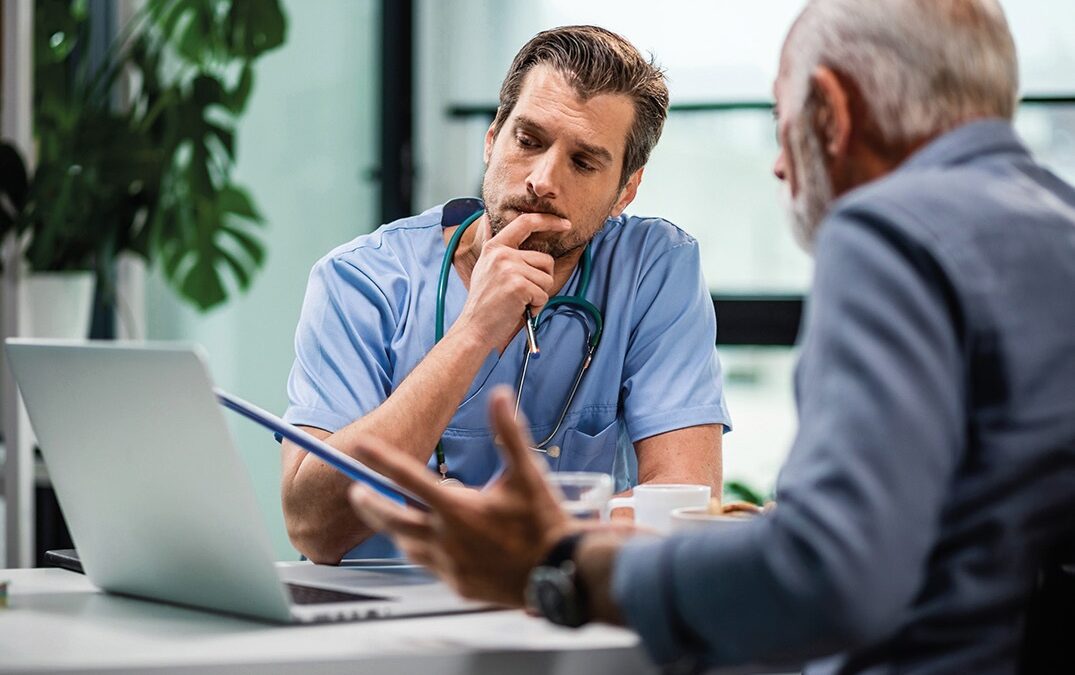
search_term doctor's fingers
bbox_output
[488,212,570,250]
[511,266,554,306]
[518,249,554,277]
[349,440,458,513]
[509,256,555,292]
[477,262,552,311]
[479,247,554,291]
[348,484,435,540]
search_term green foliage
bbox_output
[0,0,287,310]
[723,479,769,506]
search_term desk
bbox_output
[0,568,656,674]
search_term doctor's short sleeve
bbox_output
[620,239,731,442]
[284,254,398,433]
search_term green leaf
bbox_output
[204,122,236,161]
[180,257,227,310]
[192,74,227,108]
[161,243,188,281]
[177,6,212,64]
[215,243,252,290]
[723,480,767,507]
[187,149,214,196]
[71,0,89,21]
[218,185,260,221]
[35,0,83,65]
[227,0,287,57]
[228,63,255,113]
[155,207,191,280]
[222,223,265,266]
[153,0,192,40]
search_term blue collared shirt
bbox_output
[286,198,731,557]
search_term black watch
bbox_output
[525,533,590,628]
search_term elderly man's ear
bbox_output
[810,65,853,161]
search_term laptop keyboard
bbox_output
[286,582,389,605]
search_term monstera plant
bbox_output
[0,0,287,311]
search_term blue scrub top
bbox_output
[285,198,731,557]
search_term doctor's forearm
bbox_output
[283,447,376,563]
[331,321,493,461]
[282,324,494,562]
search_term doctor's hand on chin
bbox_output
[347,386,636,616]
[451,211,567,352]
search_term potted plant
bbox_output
[0,139,95,338]
[0,0,288,332]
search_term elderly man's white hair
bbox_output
[784,0,1019,143]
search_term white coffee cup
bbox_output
[607,484,711,533]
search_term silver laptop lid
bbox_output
[6,339,293,622]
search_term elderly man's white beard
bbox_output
[780,113,833,253]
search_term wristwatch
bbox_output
[525,533,590,628]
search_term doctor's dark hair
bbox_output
[492,25,669,186]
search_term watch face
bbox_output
[527,566,584,627]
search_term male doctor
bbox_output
[282,25,731,562]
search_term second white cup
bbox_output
[607,483,711,533]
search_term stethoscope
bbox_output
[434,208,604,482]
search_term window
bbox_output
[416,0,1075,495]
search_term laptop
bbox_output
[6,339,485,623]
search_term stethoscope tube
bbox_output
[436,209,484,342]
[433,208,603,479]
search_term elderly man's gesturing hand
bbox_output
[347,386,578,607]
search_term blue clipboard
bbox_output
[214,388,428,511]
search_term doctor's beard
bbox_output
[484,195,588,259]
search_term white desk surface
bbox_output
[0,567,657,675]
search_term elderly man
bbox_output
[282,26,730,563]
[346,0,1075,672]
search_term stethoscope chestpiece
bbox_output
[531,445,561,458]
[495,432,562,459]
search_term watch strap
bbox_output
[540,532,585,570]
